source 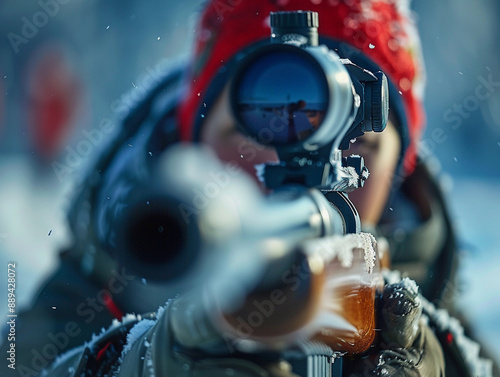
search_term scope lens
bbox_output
[233,50,329,145]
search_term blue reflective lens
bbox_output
[235,50,328,145]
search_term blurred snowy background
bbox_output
[1,0,499,363]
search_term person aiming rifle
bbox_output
[2,1,497,377]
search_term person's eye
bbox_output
[350,135,380,154]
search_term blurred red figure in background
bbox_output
[25,44,82,162]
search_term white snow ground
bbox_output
[0,156,499,365]
[0,156,73,316]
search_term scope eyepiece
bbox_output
[366,71,388,133]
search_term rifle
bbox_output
[90,10,389,377]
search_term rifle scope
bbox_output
[231,10,388,152]
[230,11,389,189]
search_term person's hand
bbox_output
[344,278,445,376]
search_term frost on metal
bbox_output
[85,313,142,348]
[331,165,360,192]
[305,232,377,274]
[399,277,419,297]
[361,168,370,180]
[254,163,266,183]
[40,313,146,376]
[121,319,156,356]
[254,161,280,183]
[119,300,175,360]
[344,166,360,188]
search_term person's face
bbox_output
[200,84,401,226]
[347,117,401,226]
[200,85,279,178]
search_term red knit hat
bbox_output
[178,0,426,174]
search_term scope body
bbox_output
[230,10,388,190]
